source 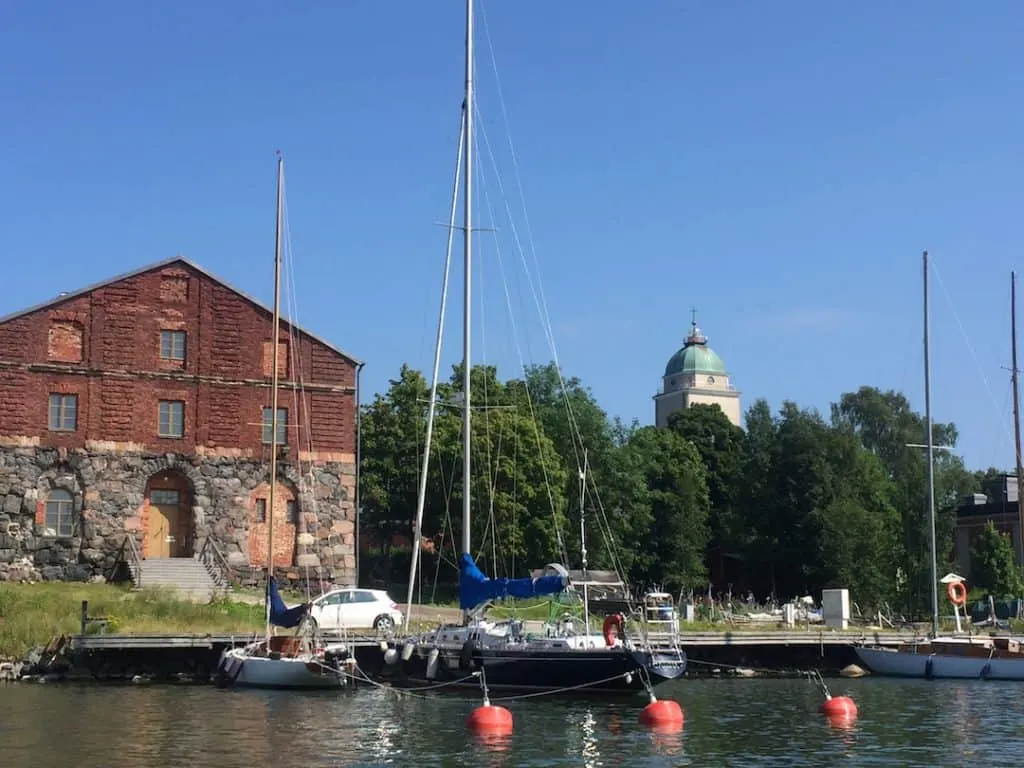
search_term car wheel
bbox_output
[373,614,395,632]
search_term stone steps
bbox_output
[133,557,225,602]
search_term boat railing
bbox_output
[638,608,681,650]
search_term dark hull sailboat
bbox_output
[382,0,687,700]
[386,645,678,695]
[375,555,686,696]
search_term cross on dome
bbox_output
[686,308,707,346]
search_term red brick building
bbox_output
[0,257,363,585]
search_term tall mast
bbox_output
[265,152,284,644]
[1012,271,1024,567]
[460,0,474,558]
[923,250,939,637]
[404,109,466,629]
[579,449,589,633]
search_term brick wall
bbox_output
[0,260,358,456]
[246,481,299,568]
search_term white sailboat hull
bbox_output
[855,644,1024,680]
[219,646,347,690]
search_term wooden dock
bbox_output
[674,629,918,647]
[35,628,918,683]
[668,629,920,675]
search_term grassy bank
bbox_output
[0,583,264,660]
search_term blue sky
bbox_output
[2,1,1023,472]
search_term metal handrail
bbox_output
[124,534,142,588]
[198,536,234,591]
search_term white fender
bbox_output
[426,648,440,680]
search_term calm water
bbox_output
[2,676,1023,767]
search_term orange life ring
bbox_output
[602,613,624,647]
[947,581,967,607]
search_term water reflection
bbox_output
[7,677,1024,767]
[645,726,685,759]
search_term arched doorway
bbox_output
[144,469,194,558]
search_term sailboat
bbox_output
[377,0,686,695]
[854,257,1024,680]
[215,154,351,690]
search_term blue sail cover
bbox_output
[458,552,568,610]
[268,576,308,628]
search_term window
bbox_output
[159,330,186,362]
[44,489,75,537]
[352,591,376,603]
[255,499,267,523]
[158,400,185,438]
[261,407,288,445]
[286,500,297,524]
[150,490,180,506]
[48,394,78,431]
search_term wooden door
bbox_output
[146,504,178,558]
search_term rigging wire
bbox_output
[478,3,589,473]
[279,172,326,601]
[473,101,627,581]
[930,257,1018,457]
[471,20,631,581]
[473,130,502,577]
[473,104,569,568]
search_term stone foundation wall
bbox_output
[0,446,356,584]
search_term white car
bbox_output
[309,587,403,633]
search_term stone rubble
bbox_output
[0,446,356,585]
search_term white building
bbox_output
[654,313,741,428]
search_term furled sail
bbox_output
[458,552,568,610]
[268,576,309,628]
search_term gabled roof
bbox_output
[0,256,363,366]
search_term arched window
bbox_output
[45,489,75,537]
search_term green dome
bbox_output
[664,321,727,377]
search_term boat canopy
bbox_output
[268,576,309,628]
[459,553,568,610]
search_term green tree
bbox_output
[359,365,432,548]
[666,403,745,580]
[614,427,710,591]
[830,386,979,616]
[504,363,622,570]
[733,401,899,607]
[815,427,901,609]
[970,522,1024,598]
[437,363,571,575]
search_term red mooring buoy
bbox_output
[639,697,685,730]
[467,702,514,735]
[819,695,858,719]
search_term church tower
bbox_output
[654,311,742,428]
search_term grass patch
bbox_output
[0,583,264,660]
